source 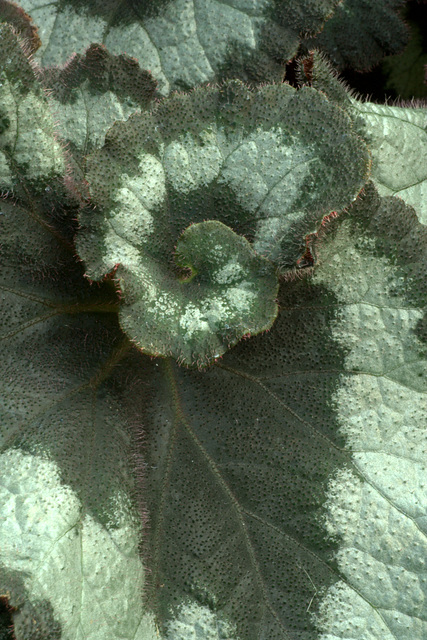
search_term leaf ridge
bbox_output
[163,358,291,638]
[149,360,181,607]
[0,311,59,341]
[216,361,347,453]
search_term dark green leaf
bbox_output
[298,50,427,226]
[18,0,340,93]
[382,1,427,100]
[0,195,156,638]
[303,0,408,71]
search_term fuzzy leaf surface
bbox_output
[128,183,427,639]
[0,451,156,640]
[1,171,426,640]
[40,44,158,176]
[17,0,340,94]
[307,184,427,638]
[298,50,427,225]
[77,81,369,366]
[0,197,155,639]
[350,100,427,225]
[303,0,408,71]
[0,25,65,195]
[0,0,40,52]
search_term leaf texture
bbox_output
[18,0,340,94]
[40,43,158,175]
[0,25,64,195]
[0,0,40,53]
[0,5,425,639]
[132,183,426,639]
[0,197,155,639]
[76,80,369,365]
[350,100,427,226]
[1,175,426,639]
[298,50,427,226]
[303,0,408,71]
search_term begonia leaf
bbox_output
[76,80,370,366]
[0,25,64,196]
[17,0,340,94]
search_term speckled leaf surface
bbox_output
[350,100,427,226]
[0,0,40,53]
[303,0,408,71]
[1,3,426,637]
[131,183,426,640]
[76,80,369,366]
[297,50,353,109]
[0,451,156,640]
[0,25,64,195]
[1,174,426,638]
[0,197,156,639]
[40,44,158,175]
[17,0,340,94]
[298,51,427,226]
[308,184,427,639]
